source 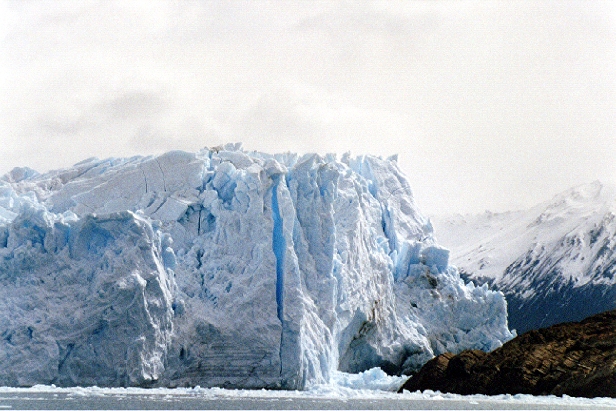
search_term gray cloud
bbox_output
[97,91,169,122]
[1,1,614,214]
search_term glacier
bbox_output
[0,144,513,389]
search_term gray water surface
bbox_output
[1,392,615,410]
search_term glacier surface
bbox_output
[0,145,513,388]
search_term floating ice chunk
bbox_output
[329,368,407,392]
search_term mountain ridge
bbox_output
[432,181,616,333]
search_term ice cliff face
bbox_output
[433,181,616,333]
[0,144,513,388]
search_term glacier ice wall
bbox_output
[0,145,513,389]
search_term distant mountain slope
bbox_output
[432,181,616,333]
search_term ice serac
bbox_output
[0,145,513,388]
[0,205,173,387]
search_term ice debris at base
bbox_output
[0,144,513,389]
[2,385,616,409]
[325,368,407,392]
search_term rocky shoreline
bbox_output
[399,310,616,398]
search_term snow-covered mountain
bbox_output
[0,144,513,388]
[433,181,616,334]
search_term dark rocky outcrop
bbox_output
[399,310,616,398]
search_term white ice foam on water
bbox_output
[1,384,616,409]
[0,145,513,389]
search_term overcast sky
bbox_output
[1,1,615,215]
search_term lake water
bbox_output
[1,387,616,410]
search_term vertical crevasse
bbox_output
[271,178,285,323]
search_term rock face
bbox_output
[400,310,616,398]
[0,145,513,388]
[433,182,616,334]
